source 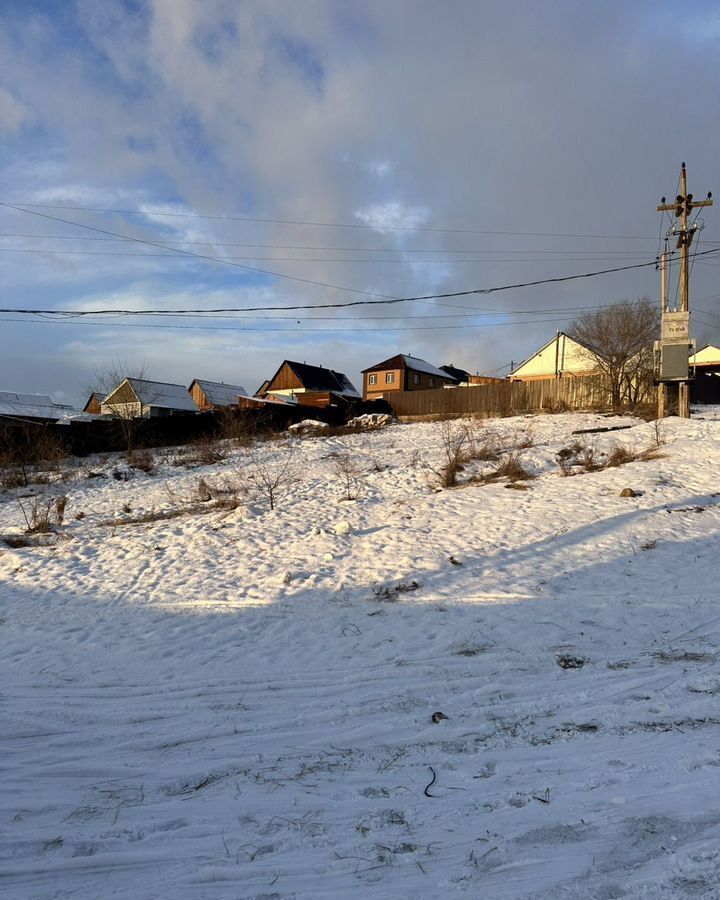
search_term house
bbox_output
[83,392,103,415]
[689,345,720,404]
[362,354,456,400]
[690,344,720,372]
[440,364,471,384]
[189,379,248,412]
[256,360,360,408]
[508,332,600,381]
[438,364,506,387]
[100,378,198,418]
[0,391,76,424]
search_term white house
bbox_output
[509,332,601,381]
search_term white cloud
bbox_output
[0,87,28,132]
[354,201,429,233]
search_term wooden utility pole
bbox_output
[656,162,713,418]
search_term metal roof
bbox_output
[192,380,249,407]
[123,379,198,412]
[0,391,76,422]
[362,354,453,380]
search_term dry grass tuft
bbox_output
[127,449,155,473]
[17,494,68,534]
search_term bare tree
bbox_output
[246,440,300,510]
[567,297,659,409]
[87,361,152,456]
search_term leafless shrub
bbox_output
[493,453,534,481]
[246,441,300,510]
[196,475,244,509]
[556,444,582,477]
[333,453,364,501]
[650,418,666,448]
[431,421,471,488]
[128,449,155,473]
[191,437,226,466]
[605,445,636,468]
[17,494,68,533]
[577,442,601,472]
[196,476,213,502]
[542,398,570,414]
[0,424,68,487]
[219,409,258,449]
[513,429,535,449]
[472,453,535,485]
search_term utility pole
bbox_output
[655,162,713,418]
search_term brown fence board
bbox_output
[384,377,655,419]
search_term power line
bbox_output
[0,202,395,300]
[0,313,587,334]
[1,232,692,252]
[1,201,670,239]
[4,248,719,317]
[0,247,664,264]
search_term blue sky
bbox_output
[1,0,720,403]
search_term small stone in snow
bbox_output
[619,488,639,498]
[335,521,351,536]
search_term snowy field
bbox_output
[3,410,720,899]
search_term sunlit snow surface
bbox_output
[3,410,720,899]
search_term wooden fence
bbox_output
[384,376,648,419]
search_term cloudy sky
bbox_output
[1,0,720,404]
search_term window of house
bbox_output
[429,377,435,387]
[369,374,377,385]
[385,372,394,384]
[413,373,420,385]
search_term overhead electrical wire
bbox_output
[0,313,589,334]
[3,232,703,253]
[3,247,720,318]
[0,247,668,264]
[0,201,674,240]
[0,201,395,300]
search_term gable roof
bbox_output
[510,332,600,378]
[269,360,360,398]
[0,391,74,422]
[440,364,471,383]
[106,378,198,412]
[362,354,454,380]
[690,344,720,366]
[191,379,248,406]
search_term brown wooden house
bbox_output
[256,360,360,408]
[362,354,457,400]
[83,392,103,415]
[189,379,248,412]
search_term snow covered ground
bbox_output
[3,410,720,899]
